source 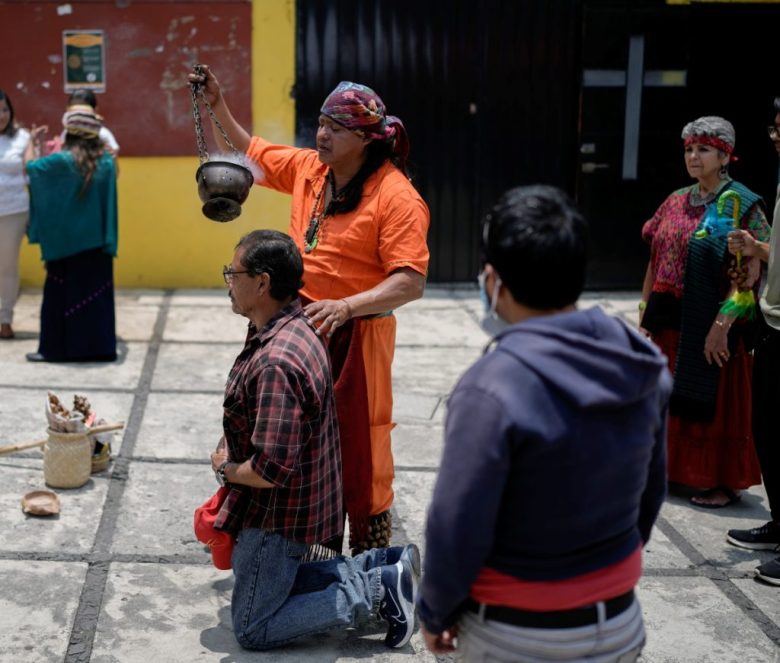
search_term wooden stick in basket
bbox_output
[86,421,126,435]
[0,421,125,456]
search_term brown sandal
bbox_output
[0,324,14,339]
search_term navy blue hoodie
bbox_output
[418,306,671,634]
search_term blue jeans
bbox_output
[231,527,395,650]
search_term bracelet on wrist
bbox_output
[215,460,230,486]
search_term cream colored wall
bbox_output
[19,0,296,288]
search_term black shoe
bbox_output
[727,521,780,551]
[25,352,47,363]
[755,556,780,586]
[379,558,417,648]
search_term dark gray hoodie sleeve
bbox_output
[417,385,512,634]
[638,376,671,542]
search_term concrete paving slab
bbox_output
[637,576,777,662]
[395,306,486,348]
[403,290,477,309]
[110,462,218,560]
[392,422,444,469]
[9,291,163,340]
[732,578,780,629]
[578,293,643,325]
[168,291,230,307]
[164,305,247,343]
[91,562,432,663]
[0,559,87,662]
[0,461,108,555]
[3,303,39,341]
[0,340,148,391]
[457,297,484,323]
[91,562,232,663]
[431,397,448,424]
[659,488,776,575]
[391,469,437,560]
[115,291,166,306]
[393,390,441,422]
[152,343,234,392]
[116,305,160,343]
[392,346,480,394]
[0,387,133,459]
[1,287,777,662]
[133,392,224,460]
[642,519,696,571]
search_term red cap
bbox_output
[193,487,235,570]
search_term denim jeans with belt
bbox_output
[231,527,390,650]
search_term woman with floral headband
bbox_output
[189,66,430,555]
[23,107,118,363]
[639,116,770,508]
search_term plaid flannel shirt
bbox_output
[215,299,343,544]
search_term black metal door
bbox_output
[685,2,780,209]
[295,0,581,283]
[577,1,691,289]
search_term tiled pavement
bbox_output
[0,288,777,662]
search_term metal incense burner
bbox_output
[190,65,253,222]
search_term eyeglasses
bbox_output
[222,265,252,284]
[768,126,780,138]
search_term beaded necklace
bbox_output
[303,171,339,253]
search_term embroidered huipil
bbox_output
[642,182,769,297]
[216,299,343,544]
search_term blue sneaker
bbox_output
[379,558,417,648]
[385,544,422,581]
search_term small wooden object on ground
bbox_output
[21,490,60,516]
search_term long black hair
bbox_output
[325,139,411,216]
[0,89,17,137]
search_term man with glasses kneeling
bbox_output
[210,229,420,651]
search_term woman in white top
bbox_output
[0,90,44,339]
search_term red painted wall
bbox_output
[0,0,252,156]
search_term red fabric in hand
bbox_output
[194,486,235,570]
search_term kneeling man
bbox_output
[210,230,419,650]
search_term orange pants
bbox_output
[360,315,397,514]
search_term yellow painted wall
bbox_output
[19,0,296,289]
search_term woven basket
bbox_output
[43,428,91,488]
[91,441,111,473]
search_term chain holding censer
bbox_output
[190,64,253,223]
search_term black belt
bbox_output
[464,590,635,629]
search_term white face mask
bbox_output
[478,270,510,336]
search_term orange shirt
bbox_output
[246,136,430,302]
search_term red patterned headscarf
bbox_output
[320,81,410,171]
[682,116,735,155]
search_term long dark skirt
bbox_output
[38,248,116,362]
[654,327,760,490]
